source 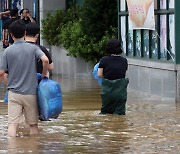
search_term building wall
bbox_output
[127,58,176,98]
[23,0,34,15]
[117,0,177,99]
[118,0,175,61]
[51,46,93,79]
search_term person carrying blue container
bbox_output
[2,22,55,102]
[0,20,49,137]
[25,23,62,121]
[98,39,129,115]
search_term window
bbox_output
[118,0,175,61]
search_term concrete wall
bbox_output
[127,58,176,99]
[23,0,34,15]
[41,0,66,11]
[51,46,94,78]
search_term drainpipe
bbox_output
[39,0,44,46]
[175,0,180,102]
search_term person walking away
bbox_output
[25,23,54,74]
[98,39,129,115]
[0,20,49,137]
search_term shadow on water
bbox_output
[0,75,179,153]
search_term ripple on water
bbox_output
[0,77,179,153]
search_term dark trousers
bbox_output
[100,78,129,115]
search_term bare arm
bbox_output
[0,70,5,83]
[27,14,36,23]
[0,10,10,18]
[40,55,49,78]
[1,29,5,42]
[98,68,103,78]
[48,63,54,71]
[3,29,9,46]
[4,29,9,40]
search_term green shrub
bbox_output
[41,6,81,45]
[41,0,118,62]
[80,0,118,40]
[41,10,64,45]
[59,21,117,62]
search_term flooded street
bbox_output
[0,75,179,153]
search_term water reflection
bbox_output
[7,137,40,153]
[0,75,179,153]
[176,102,180,111]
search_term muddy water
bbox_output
[0,76,179,153]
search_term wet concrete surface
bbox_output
[0,43,180,153]
[0,75,179,154]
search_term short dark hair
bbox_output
[10,8,18,17]
[9,20,26,38]
[26,23,40,37]
[20,8,29,15]
[20,9,24,15]
[105,39,123,54]
[23,8,29,13]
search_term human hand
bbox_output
[4,40,9,46]
[41,72,49,79]
[27,13,32,18]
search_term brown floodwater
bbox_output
[0,75,179,154]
